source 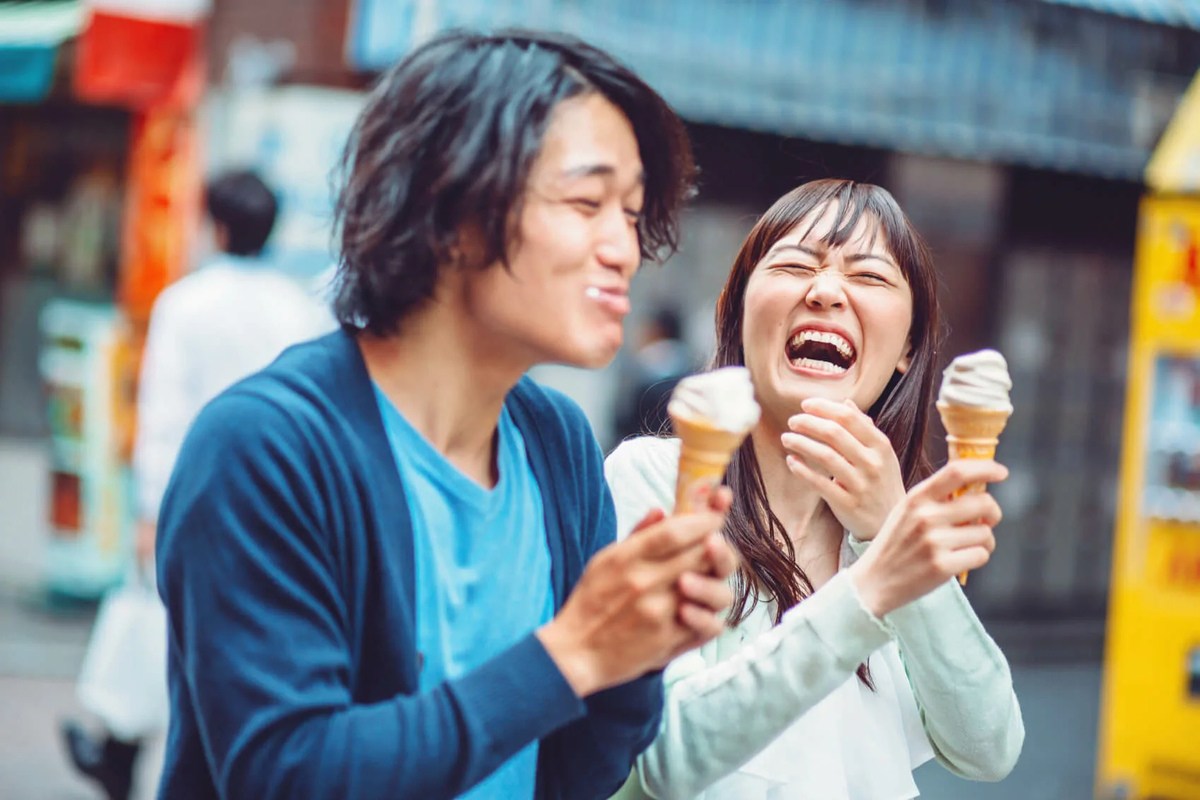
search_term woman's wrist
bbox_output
[847,554,899,619]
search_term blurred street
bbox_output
[0,600,1105,800]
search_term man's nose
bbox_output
[596,211,641,278]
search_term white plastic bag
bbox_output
[76,576,169,740]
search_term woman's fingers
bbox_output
[938,545,993,577]
[922,491,1003,529]
[799,397,892,451]
[787,410,872,466]
[917,459,1009,500]
[781,432,858,489]
[931,523,997,554]
[785,454,853,505]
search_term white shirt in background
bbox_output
[132,255,338,521]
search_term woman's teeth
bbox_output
[788,329,854,361]
[792,357,848,374]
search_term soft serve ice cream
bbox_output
[938,349,1013,412]
[936,348,1013,585]
[667,366,761,433]
[668,367,761,512]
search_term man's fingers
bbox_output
[918,460,1009,499]
[631,512,726,561]
[706,485,734,514]
[677,602,726,641]
[677,571,733,613]
[630,508,667,536]
[703,533,739,580]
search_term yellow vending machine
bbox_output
[1098,70,1200,800]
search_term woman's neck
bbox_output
[359,292,531,488]
[749,419,846,584]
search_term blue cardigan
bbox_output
[155,330,663,800]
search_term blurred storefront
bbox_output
[1097,69,1200,800]
[0,0,207,597]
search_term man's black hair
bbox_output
[205,170,279,257]
[333,29,696,336]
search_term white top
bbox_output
[604,437,1025,800]
[132,255,337,521]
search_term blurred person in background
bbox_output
[61,169,334,800]
[606,180,1023,800]
[152,31,738,800]
[614,306,692,442]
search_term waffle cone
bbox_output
[937,402,1012,584]
[671,414,749,513]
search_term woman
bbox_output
[606,179,1024,800]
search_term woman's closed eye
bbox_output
[852,270,892,284]
[771,262,819,274]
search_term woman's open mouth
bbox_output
[785,328,857,376]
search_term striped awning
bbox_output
[348,0,1198,180]
[1038,0,1200,30]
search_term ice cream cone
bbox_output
[671,414,749,513]
[937,402,1011,585]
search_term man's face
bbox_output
[462,93,645,370]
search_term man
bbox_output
[155,30,738,800]
[63,169,333,800]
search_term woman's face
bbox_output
[741,204,914,429]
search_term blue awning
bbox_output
[0,1,84,103]
[347,0,1198,180]
[1038,0,1200,30]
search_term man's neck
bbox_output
[750,421,845,583]
[359,299,531,488]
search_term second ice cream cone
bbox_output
[672,415,747,513]
[937,402,1011,585]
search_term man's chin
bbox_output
[554,340,622,371]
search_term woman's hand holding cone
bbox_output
[848,459,1008,619]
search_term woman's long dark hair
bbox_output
[712,180,944,684]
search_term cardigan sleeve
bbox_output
[848,535,1025,781]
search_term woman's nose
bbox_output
[804,273,847,309]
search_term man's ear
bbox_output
[896,339,913,375]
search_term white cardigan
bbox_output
[605,437,1024,800]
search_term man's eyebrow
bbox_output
[560,164,646,184]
